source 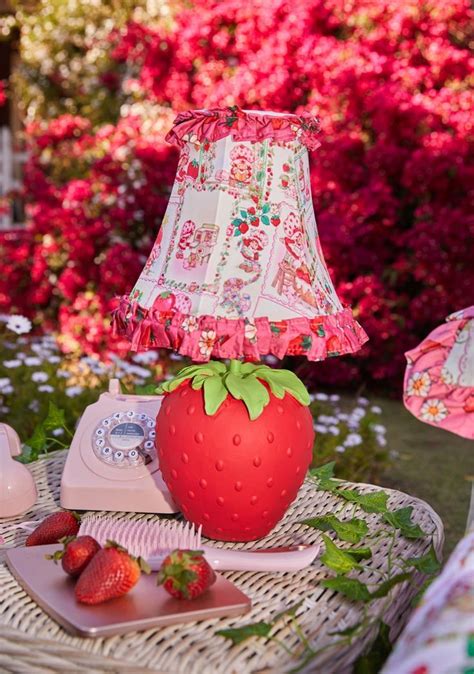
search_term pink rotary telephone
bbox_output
[60,379,178,514]
[0,423,37,517]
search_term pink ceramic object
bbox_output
[0,423,37,517]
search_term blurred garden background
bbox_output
[0,0,472,553]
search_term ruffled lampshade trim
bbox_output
[166,107,322,151]
[112,298,368,362]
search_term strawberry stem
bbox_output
[157,361,310,420]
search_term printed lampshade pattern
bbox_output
[404,306,474,440]
[113,107,368,362]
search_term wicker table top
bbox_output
[0,450,444,674]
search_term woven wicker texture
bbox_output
[0,451,444,674]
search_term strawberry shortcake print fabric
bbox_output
[404,306,474,440]
[113,107,368,362]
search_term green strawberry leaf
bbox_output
[321,576,371,602]
[203,376,229,415]
[383,507,425,539]
[320,535,360,575]
[405,544,441,575]
[225,372,269,420]
[254,367,310,406]
[336,490,389,514]
[370,572,412,599]
[301,515,368,544]
[216,622,272,645]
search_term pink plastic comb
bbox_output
[79,516,320,572]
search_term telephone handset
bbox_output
[60,380,178,514]
[0,423,37,517]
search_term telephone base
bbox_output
[59,379,179,515]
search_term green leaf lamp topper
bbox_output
[156,360,310,420]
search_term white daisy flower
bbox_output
[314,424,328,434]
[28,400,40,412]
[66,386,84,397]
[132,350,160,364]
[52,428,64,437]
[24,357,42,367]
[370,405,382,414]
[38,385,54,393]
[357,396,369,406]
[3,359,22,369]
[182,316,199,333]
[0,377,11,391]
[377,435,387,447]
[420,399,448,423]
[57,370,70,379]
[6,315,32,335]
[244,321,257,341]
[32,372,49,383]
[440,367,454,385]
[344,433,363,447]
[47,356,61,364]
[198,330,216,358]
[314,392,329,401]
[335,445,346,453]
[407,371,431,397]
[328,426,340,436]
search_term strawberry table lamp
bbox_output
[113,107,368,541]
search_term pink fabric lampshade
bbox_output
[113,107,368,362]
[404,306,474,440]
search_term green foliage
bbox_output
[215,462,441,672]
[11,0,157,127]
[157,360,310,420]
[320,535,361,574]
[301,515,368,543]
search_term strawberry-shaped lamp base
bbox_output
[155,361,314,542]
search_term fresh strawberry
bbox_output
[46,535,101,577]
[155,361,314,541]
[271,216,281,226]
[75,541,149,605]
[157,549,216,600]
[25,511,80,547]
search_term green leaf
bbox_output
[337,489,389,514]
[27,424,47,452]
[354,621,392,674]
[322,576,371,602]
[383,507,425,539]
[262,203,270,213]
[261,215,270,226]
[405,544,441,575]
[16,444,36,464]
[320,535,360,575]
[302,515,368,544]
[349,547,372,561]
[42,402,66,431]
[309,462,340,491]
[240,210,247,218]
[216,622,272,645]
[225,372,270,420]
[203,376,229,415]
[254,367,310,406]
[370,572,412,599]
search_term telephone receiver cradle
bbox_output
[60,379,179,514]
[0,423,37,517]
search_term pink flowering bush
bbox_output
[3,0,473,386]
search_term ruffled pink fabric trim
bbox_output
[112,298,368,363]
[165,107,322,151]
